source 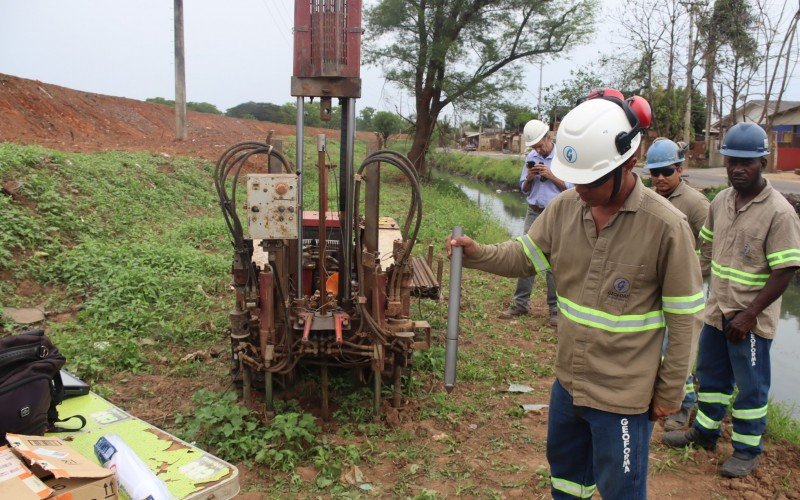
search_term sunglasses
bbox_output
[649,167,677,178]
[581,168,616,189]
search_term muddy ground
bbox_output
[2,73,799,499]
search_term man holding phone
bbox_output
[499,119,571,325]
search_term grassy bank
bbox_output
[429,150,522,188]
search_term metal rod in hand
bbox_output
[444,226,463,393]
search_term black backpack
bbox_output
[0,329,83,438]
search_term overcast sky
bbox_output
[1,0,797,121]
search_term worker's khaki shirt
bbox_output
[665,180,710,249]
[699,182,800,339]
[464,177,703,414]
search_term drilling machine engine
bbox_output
[214,0,441,419]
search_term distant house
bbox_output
[712,99,800,130]
[710,100,800,171]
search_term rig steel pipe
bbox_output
[296,96,305,299]
[342,97,356,305]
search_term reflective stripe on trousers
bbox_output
[693,322,772,456]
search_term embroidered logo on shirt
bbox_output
[612,278,631,294]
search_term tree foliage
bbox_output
[500,103,537,132]
[146,97,222,115]
[372,111,404,143]
[224,101,343,129]
[365,0,598,172]
[542,67,605,124]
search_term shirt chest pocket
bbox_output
[600,260,648,315]
[732,230,766,270]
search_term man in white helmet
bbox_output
[499,119,571,326]
[447,90,703,499]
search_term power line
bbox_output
[259,0,292,46]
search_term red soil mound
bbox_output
[0,73,375,161]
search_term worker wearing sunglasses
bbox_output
[643,138,709,248]
[643,138,710,435]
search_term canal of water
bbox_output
[435,169,800,416]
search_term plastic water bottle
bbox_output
[94,434,173,500]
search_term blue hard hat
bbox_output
[720,123,769,158]
[644,138,683,170]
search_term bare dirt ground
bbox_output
[2,73,799,499]
[0,73,376,160]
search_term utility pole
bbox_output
[681,1,702,149]
[537,59,543,119]
[174,0,187,141]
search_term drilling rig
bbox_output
[214,0,440,419]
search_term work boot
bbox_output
[662,427,717,451]
[498,307,529,320]
[549,308,558,327]
[664,407,691,431]
[720,452,760,478]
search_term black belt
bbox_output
[528,204,545,213]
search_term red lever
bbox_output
[300,312,313,343]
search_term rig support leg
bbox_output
[265,371,274,416]
[321,365,330,420]
[392,357,402,408]
[373,365,382,420]
[241,361,251,404]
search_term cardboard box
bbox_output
[3,434,117,500]
[0,445,53,499]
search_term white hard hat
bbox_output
[523,120,549,147]
[550,99,643,184]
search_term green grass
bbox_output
[428,150,521,187]
[767,402,800,447]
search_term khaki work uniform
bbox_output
[662,180,709,400]
[464,176,704,414]
[665,180,710,249]
[699,181,800,338]
[693,181,800,454]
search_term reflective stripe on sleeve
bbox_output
[662,291,705,314]
[766,248,800,268]
[550,477,597,498]
[557,295,665,333]
[711,261,769,287]
[684,381,695,394]
[516,235,551,273]
[732,432,762,447]
[697,392,733,405]
[699,226,713,242]
[695,409,722,430]
[732,405,768,420]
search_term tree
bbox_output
[147,97,222,115]
[697,0,759,151]
[542,66,605,125]
[501,103,537,131]
[650,85,707,139]
[357,106,377,131]
[372,111,404,144]
[365,0,597,173]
